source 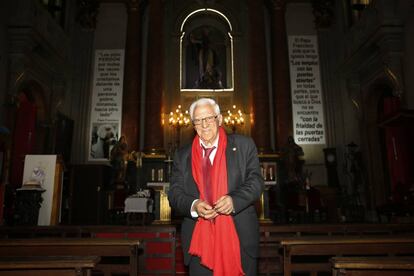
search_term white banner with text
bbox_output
[88,49,124,160]
[288,35,326,145]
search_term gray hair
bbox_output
[189,98,221,120]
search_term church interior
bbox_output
[1,0,414,275]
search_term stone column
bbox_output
[71,1,97,163]
[269,0,293,150]
[248,0,271,153]
[143,0,164,153]
[121,0,142,151]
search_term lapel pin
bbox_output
[232,147,237,151]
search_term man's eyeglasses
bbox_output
[192,115,218,126]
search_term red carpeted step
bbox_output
[94,229,176,275]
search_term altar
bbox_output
[124,189,154,225]
[147,182,171,222]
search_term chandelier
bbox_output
[168,105,190,128]
[168,105,190,149]
[223,105,245,133]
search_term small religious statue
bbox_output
[340,142,368,222]
[110,136,128,182]
[343,142,365,207]
[281,136,305,183]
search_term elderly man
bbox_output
[168,98,264,276]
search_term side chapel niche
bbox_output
[180,9,234,92]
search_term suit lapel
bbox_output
[186,150,199,196]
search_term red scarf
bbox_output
[189,127,244,275]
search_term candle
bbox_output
[269,167,273,180]
[158,169,164,182]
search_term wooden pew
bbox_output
[281,236,414,276]
[86,225,176,276]
[0,225,177,275]
[0,238,141,276]
[2,224,414,275]
[0,256,100,276]
[259,223,414,275]
[331,256,414,276]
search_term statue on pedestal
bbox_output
[342,142,366,221]
[110,136,128,183]
[281,136,305,184]
[277,136,304,221]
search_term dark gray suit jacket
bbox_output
[168,134,264,265]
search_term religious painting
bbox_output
[182,26,231,90]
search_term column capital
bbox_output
[122,0,143,151]
[268,0,287,11]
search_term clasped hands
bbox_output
[194,195,234,220]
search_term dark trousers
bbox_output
[188,249,257,276]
